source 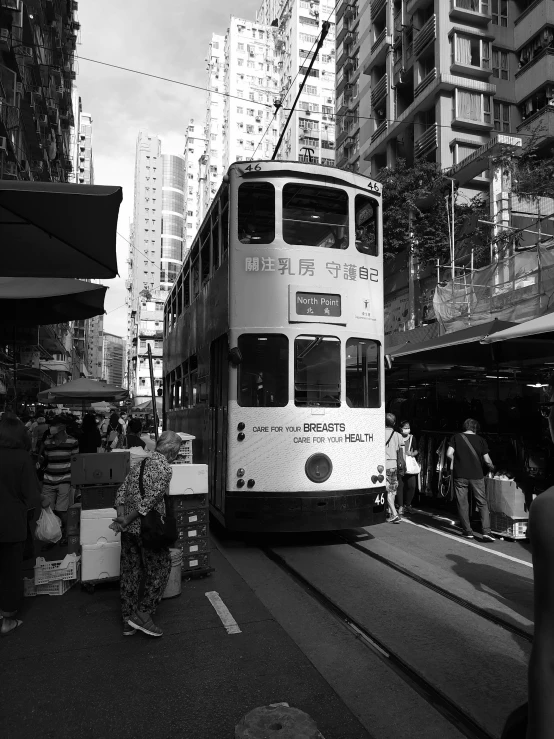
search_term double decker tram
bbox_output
[164,160,386,532]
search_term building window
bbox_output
[237,106,243,113]
[305,84,318,95]
[451,34,491,69]
[491,0,508,27]
[238,43,244,51]
[454,90,492,125]
[238,58,244,66]
[493,101,510,132]
[492,48,509,79]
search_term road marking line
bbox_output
[205,591,242,634]
[401,518,533,569]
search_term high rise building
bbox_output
[102,332,126,387]
[183,121,207,251]
[355,0,554,184]
[161,152,186,288]
[130,293,164,403]
[200,35,225,219]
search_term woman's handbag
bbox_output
[405,435,421,475]
[387,430,406,475]
[138,458,177,551]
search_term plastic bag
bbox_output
[35,506,62,543]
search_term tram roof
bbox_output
[227,160,382,196]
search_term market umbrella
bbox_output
[0,277,107,327]
[132,398,163,412]
[481,313,554,343]
[0,181,122,278]
[37,377,128,405]
[479,312,554,365]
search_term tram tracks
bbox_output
[335,533,533,645]
[262,545,497,739]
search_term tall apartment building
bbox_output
[130,293,164,403]
[182,121,206,251]
[200,35,225,219]
[257,0,337,165]
[161,152,186,288]
[102,332,126,387]
[353,0,554,186]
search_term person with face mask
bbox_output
[41,416,79,547]
[397,420,419,516]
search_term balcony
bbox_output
[449,0,491,26]
[370,0,386,18]
[414,68,437,99]
[371,74,388,107]
[517,105,554,142]
[515,0,554,49]
[365,28,389,72]
[344,3,357,21]
[371,120,388,144]
[407,0,431,14]
[515,50,554,102]
[414,123,438,159]
[344,55,358,72]
[337,93,348,115]
[413,15,436,58]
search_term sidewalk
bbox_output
[2,547,372,739]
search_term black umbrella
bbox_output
[0,181,122,278]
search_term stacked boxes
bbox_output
[174,433,195,465]
[26,554,81,596]
[167,464,210,576]
[71,452,130,585]
[486,478,529,540]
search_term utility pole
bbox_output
[272,21,330,160]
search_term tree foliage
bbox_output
[379,159,491,268]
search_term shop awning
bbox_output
[0,181,122,278]
[388,320,516,366]
[37,377,128,404]
[0,277,107,327]
[481,313,554,343]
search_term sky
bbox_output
[77,0,263,337]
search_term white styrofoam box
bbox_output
[169,464,208,496]
[80,508,120,546]
[81,542,121,582]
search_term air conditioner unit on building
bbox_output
[20,45,33,57]
[255,116,261,122]
[0,136,7,153]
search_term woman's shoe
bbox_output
[128,611,163,637]
[123,623,137,636]
[398,506,405,515]
[388,515,402,524]
[1,618,23,636]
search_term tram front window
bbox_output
[295,336,341,407]
[346,339,380,408]
[283,184,348,248]
[238,334,288,407]
[238,182,275,244]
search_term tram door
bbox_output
[209,334,229,512]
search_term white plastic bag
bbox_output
[35,506,62,543]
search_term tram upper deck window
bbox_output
[283,184,348,248]
[238,334,288,407]
[346,338,380,408]
[295,336,340,407]
[238,182,275,244]
[355,195,378,256]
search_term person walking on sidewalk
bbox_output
[41,415,79,547]
[385,413,404,524]
[397,420,419,516]
[446,418,495,541]
[111,431,181,637]
[0,414,41,636]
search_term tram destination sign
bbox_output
[296,292,341,317]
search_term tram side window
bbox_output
[346,339,380,408]
[238,182,275,244]
[283,184,348,248]
[238,334,288,407]
[355,195,378,256]
[295,336,340,407]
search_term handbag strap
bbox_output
[458,433,482,466]
[386,430,395,446]
[138,458,148,499]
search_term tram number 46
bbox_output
[375,493,385,506]
[244,164,262,172]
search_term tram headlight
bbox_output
[247,479,255,488]
[371,475,378,484]
[377,474,384,483]
[237,422,245,431]
[237,432,245,441]
[237,479,245,488]
[237,468,245,477]
[305,453,333,483]
[377,465,384,473]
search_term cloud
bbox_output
[76,0,261,337]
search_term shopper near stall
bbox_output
[79,413,102,454]
[0,413,41,636]
[397,420,419,515]
[385,413,404,524]
[125,418,146,450]
[41,415,79,547]
[111,430,181,637]
[446,418,495,541]
[31,416,48,455]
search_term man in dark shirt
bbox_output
[447,418,495,541]
[125,418,146,449]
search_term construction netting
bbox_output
[433,242,554,333]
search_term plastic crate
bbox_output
[26,562,81,596]
[175,508,208,527]
[177,523,208,541]
[174,537,210,556]
[490,511,528,540]
[166,493,208,513]
[182,552,210,572]
[34,554,81,585]
[79,484,120,511]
